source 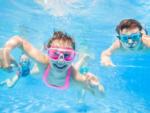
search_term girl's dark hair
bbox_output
[116,19,143,34]
[47,31,75,50]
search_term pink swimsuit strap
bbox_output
[42,64,71,90]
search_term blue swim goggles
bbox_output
[117,32,142,43]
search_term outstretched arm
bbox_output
[101,39,121,67]
[3,35,49,67]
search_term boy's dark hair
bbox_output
[47,31,75,50]
[116,19,143,34]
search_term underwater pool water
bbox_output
[0,0,150,113]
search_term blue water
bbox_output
[0,0,150,113]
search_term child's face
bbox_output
[119,27,142,49]
[48,40,75,72]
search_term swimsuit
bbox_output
[42,64,71,90]
[17,60,31,77]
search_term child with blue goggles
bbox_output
[101,19,150,67]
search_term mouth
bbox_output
[53,63,67,69]
[128,44,135,48]
[123,41,137,48]
[127,42,137,48]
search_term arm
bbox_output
[100,39,121,66]
[73,53,89,70]
[72,66,104,93]
[3,35,49,67]
[142,35,150,47]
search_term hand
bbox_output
[84,73,104,93]
[101,56,116,67]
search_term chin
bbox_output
[128,45,135,48]
[128,43,138,48]
[123,42,138,49]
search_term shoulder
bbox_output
[70,65,77,75]
[105,39,121,53]
[111,39,121,49]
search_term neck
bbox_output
[47,66,70,86]
[50,68,68,78]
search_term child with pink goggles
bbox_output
[48,47,76,62]
[43,46,76,90]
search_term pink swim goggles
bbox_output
[48,47,76,62]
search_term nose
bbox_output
[58,53,65,64]
[128,39,133,44]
